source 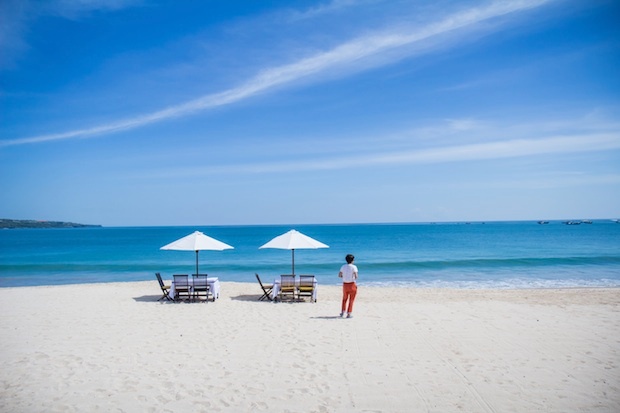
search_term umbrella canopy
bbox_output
[259,229,329,275]
[160,231,233,275]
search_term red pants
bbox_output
[342,282,357,313]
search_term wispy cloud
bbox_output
[48,0,141,18]
[0,0,33,68]
[287,0,369,21]
[0,0,140,69]
[1,0,555,148]
[148,131,620,177]
[368,133,620,166]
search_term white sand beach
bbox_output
[0,281,618,413]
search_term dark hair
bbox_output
[345,254,355,264]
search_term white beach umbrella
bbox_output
[259,229,329,275]
[160,231,233,275]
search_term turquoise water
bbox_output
[1,221,619,288]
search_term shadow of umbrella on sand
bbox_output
[259,229,329,275]
[160,231,234,275]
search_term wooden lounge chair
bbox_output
[156,273,172,301]
[255,273,273,301]
[298,275,316,302]
[173,274,191,302]
[279,274,297,302]
[192,274,210,302]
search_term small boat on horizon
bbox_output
[537,221,549,224]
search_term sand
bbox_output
[0,281,618,413]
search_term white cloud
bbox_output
[369,133,620,165]
[287,0,367,21]
[146,131,620,177]
[48,0,141,18]
[0,0,34,68]
[1,0,555,148]
[0,0,140,69]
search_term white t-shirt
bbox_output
[340,263,358,283]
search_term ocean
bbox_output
[1,221,619,289]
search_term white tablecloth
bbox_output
[270,277,318,302]
[168,277,220,300]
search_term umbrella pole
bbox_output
[195,250,199,275]
[292,249,295,275]
[195,250,204,303]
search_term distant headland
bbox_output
[0,219,102,229]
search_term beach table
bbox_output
[270,276,318,302]
[168,277,220,301]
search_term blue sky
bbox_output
[1,0,619,226]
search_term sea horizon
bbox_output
[11,217,616,229]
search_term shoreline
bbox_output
[2,277,620,290]
[1,282,618,412]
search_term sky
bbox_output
[1,0,619,226]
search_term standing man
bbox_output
[339,254,358,318]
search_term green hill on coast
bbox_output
[0,219,102,229]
